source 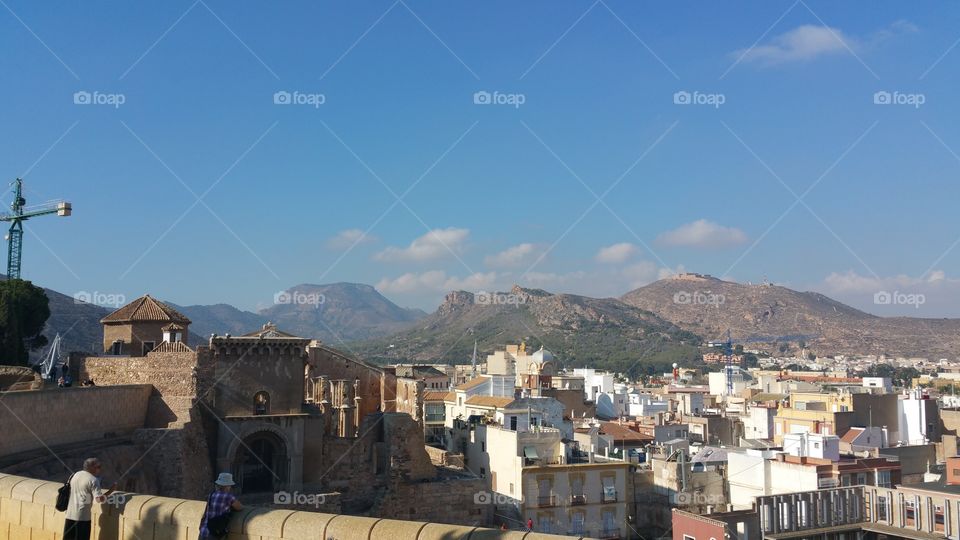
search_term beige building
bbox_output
[486,343,559,389]
[100,294,191,356]
[522,462,630,538]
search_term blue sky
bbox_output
[1,1,959,316]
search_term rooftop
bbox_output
[101,295,191,325]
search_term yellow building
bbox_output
[521,461,630,539]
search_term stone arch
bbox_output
[226,423,290,495]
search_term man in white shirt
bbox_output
[63,458,117,540]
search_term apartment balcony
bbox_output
[601,491,618,503]
[424,413,445,423]
[570,494,587,506]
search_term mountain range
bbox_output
[31,274,960,369]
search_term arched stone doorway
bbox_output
[233,431,288,494]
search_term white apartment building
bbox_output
[573,368,615,403]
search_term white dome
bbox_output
[531,346,555,362]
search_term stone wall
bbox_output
[370,477,491,526]
[74,350,205,428]
[0,385,151,456]
[0,473,584,540]
[308,345,388,418]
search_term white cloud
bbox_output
[326,228,376,250]
[595,243,638,264]
[656,220,748,248]
[734,21,918,66]
[374,228,469,262]
[485,243,542,269]
[376,270,497,294]
[735,25,851,65]
[818,269,960,317]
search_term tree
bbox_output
[0,279,50,366]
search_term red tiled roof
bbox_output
[101,295,191,324]
[456,377,488,391]
[465,395,514,408]
[599,421,654,443]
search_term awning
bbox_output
[523,446,539,459]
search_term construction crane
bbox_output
[0,178,71,280]
[725,329,735,396]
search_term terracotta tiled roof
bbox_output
[151,341,194,353]
[423,391,449,401]
[465,395,515,408]
[101,295,191,324]
[455,377,488,391]
[599,421,654,443]
[841,427,865,444]
[442,392,457,403]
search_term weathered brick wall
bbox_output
[0,385,151,456]
[423,446,465,468]
[210,339,307,417]
[0,473,582,540]
[370,477,491,526]
[308,346,385,418]
[75,351,202,428]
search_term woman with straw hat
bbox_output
[199,473,243,539]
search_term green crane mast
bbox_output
[0,178,71,280]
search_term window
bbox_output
[509,483,514,495]
[876,496,888,522]
[254,391,270,415]
[935,505,945,531]
[481,442,485,452]
[142,341,156,355]
[480,467,485,478]
[683,535,696,540]
[905,500,916,524]
[111,340,123,355]
[571,513,586,536]
[877,470,892,488]
[856,473,867,486]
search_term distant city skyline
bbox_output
[2,2,958,315]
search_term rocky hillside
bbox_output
[621,273,960,357]
[349,285,701,376]
[257,283,426,343]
